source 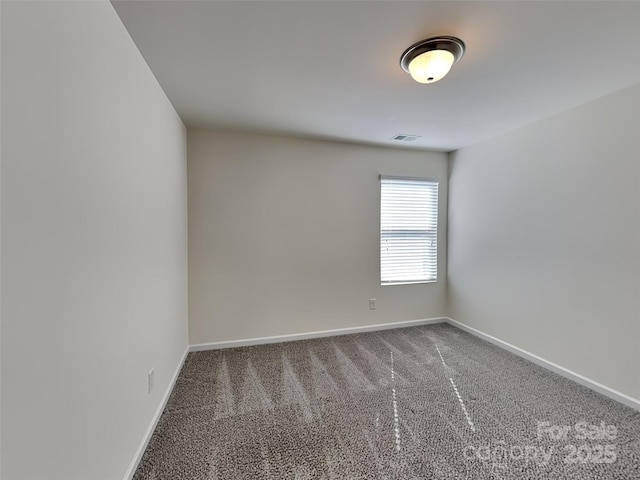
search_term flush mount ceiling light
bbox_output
[400,36,465,84]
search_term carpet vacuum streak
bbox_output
[133,323,640,479]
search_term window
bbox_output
[380,176,438,285]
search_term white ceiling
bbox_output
[112,0,640,152]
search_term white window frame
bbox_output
[380,175,438,286]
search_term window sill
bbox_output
[381,279,437,286]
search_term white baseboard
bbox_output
[445,317,640,412]
[127,315,638,480]
[124,345,189,480]
[189,317,447,352]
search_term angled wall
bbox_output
[448,84,640,401]
[1,2,188,479]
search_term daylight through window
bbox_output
[380,176,438,285]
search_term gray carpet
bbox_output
[133,323,640,479]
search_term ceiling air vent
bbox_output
[392,134,421,142]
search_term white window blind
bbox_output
[380,176,438,285]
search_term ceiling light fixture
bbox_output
[400,36,465,84]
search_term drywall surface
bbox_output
[1,2,188,479]
[448,84,640,400]
[188,130,448,344]
[0,3,3,474]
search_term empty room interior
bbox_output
[1,1,639,479]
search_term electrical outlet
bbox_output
[369,298,376,310]
[148,368,155,394]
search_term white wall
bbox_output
[188,130,448,345]
[448,84,640,400]
[1,2,188,479]
[0,2,3,474]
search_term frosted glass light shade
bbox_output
[400,37,465,85]
[408,50,455,84]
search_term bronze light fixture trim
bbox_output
[400,36,465,84]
